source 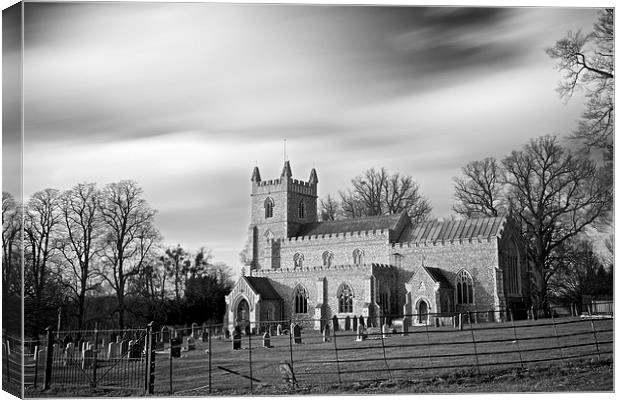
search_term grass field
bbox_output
[151,316,613,396]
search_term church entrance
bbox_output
[236,299,250,332]
[417,300,429,325]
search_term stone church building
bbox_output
[224,162,530,332]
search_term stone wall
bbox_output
[392,238,501,316]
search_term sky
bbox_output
[1,1,605,276]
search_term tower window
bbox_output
[322,251,334,268]
[352,249,364,265]
[337,283,354,313]
[293,253,304,269]
[298,201,306,219]
[456,269,474,305]
[294,285,308,314]
[264,197,274,219]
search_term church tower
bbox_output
[247,161,318,271]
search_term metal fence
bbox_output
[153,309,613,395]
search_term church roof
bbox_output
[399,215,507,244]
[423,266,453,289]
[294,213,406,237]
[244,276,282,300]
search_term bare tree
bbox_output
[24,189,62,303]
[546,9,614,158]
[2,192,22,297]
[336,167,432,223]
[453,157,506,218]
[163,245,190,301]
[58,183,103,329]
[502,135,612,312]
[319,194,341,221]
[98,180,160,329]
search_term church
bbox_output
[224,161,531,332]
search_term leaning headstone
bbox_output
[185,336,196,351]
[381,323,389,339]
[332,315,339,331]
[232,330,242,350]
[262,331,271,348]
[82,348,94,369]
[293,324,302,344]
[323,324,331,342]
[356,324,365,341]
[171,338,182,358]
[276,324,283,336]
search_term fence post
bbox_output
[469,327,481,375]
[44,326,54,390]
[248,322,253,394]
[208,326,212,393]
[332,323,342,384]
[145,322,155,395]
[550,314,566,365]
[589,318,601,361]
[288,319,297,389]
[379,322,392,380]
[510,317,524,370]
[4,341,11,385]
[168,335,173,394]
[92,323,99,388]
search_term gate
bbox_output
[47,326,152,392]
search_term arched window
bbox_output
[337,283,354,313]
[293,253,304,269]
[379,284,390,315]
[456,270,474,305]
[298,201,306,219]
[294,285,308,314]
[352,249,364,265]
[322,251,334,268]
[264,197,274,219]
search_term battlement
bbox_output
[289,228,389,242]
[252,177,317,196]
[254,262,393,276]
[390,236,495,248]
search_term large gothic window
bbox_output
[456,269,474,305]
[322,251,334,267]
[352,249,364,265]
[337,283,354,313]
[294,285,308,314]
[293,253,304,269]
[264,197,274,219]
[298,201,306,219]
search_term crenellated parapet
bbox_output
[253,262,393,276]
[289,228,389,242]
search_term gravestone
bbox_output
[244,325,251,336]
[121,340,129,355]
[352,317,358,332]
[358,315,365,327]
[293,324,302,344]
[262,331,271,348]
[107,342,117,360]
[37,349,46,367]
[64,342,75,366]
[116,335,122,344]
[381,323,389,339]
[232,330,242,350]
[52,343,59,355]
[401,317,409,336]
[434,317,440,328]
[344,316,351,331]
[332,315,339,332]
[356,324,365,341]
[201,330,209,343]
[323,324,331,342]
[224,329,230,339]
[82,348,94,369]
[170,338,182,358]
[161,327,170,343]
[276,324,283,336]
[185,337,196,351]
[191,323,200,339]
[129,341,141,359]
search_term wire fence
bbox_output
[153,308,613,395]
[5,302,613,396]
